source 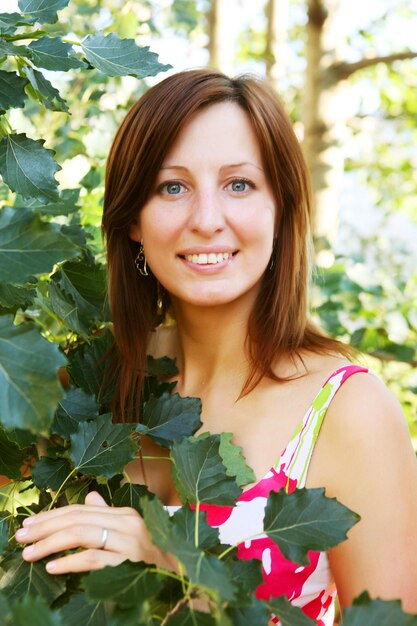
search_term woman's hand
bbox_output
[15,491,171,574]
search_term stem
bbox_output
[147,567,184,584]
[48,466,78,510]
[5,31,45,42]
[61,38,82,47]
[0,116,13,137]
[140,455,172,461]
[160,595,191,626]
[194,501,200,547]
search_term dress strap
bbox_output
[276,365,368,490]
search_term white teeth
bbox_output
[184,252,232,264]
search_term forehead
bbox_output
[163,101,262,162]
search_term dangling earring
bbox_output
[134,241,148,276]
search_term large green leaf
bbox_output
[31,456,72,490]
[342,592,417,625]
[141,497,236,601]
[268,596,315,626]
[0,316,66,433]
[0,511,15,556]
[171,434,241,505]
[219,432,255,487]
[0,208,79,284]
[0,41,31,59]
[24,67,69,113]
[66,330,115,405]
[10,594,64,626]
[0,71,28,113]
[0,12,35,34]
[18,0,70,24]
[69,414,137,478]
[226,558,263,605]
[0,282,36,314]
[14,188,80,217]
[226,596,270,626]
[263,488,360,565]
[146,355,178,378]
[171,505,219,551]
[137,393,202,448]
[166,608,216,626]
[85,561,162,609]
[0,134,60,201]
[52,387,99,439]
[48,258,108,337]
[112,483,154,515]
[60,592,107,626]
[0,427,25,479]
[0,551,65,603]
[28,37,86,71]
[80,33,171,78]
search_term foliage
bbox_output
[0,1,416,624]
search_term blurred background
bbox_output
[2,0,417,437]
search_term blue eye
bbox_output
[230,179,251,193]
[165,182,182,195]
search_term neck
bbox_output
[170,298,254,397]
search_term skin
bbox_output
[17,103,417,615]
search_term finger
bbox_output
[85,491,108,507]
[21,524,140,562]
[45,549,127,574]
[23,502,133,527]
[17,510,140,545]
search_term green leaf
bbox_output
[268,596,315,626]
[137,393,202,448]
[52,387,99,439]
[0,134,60,201]
[0,208,79,284]
[80,33,171,78]
[146,355,178,378]
[171,434,241,505]
[24,66,69,112]
[69,414,137,478]
[11,594,64,626]
[59,592,107,626]
[0,316,66,433]
[219,432,255,487]
[66,330,115,404]
[0,41,31,59]
[171,505,219,551]
[0,12,35,34]
[18,0,70,24]
[112,483,154,515]
[342,591,417,625]
[141,497,236,601]
[31,456,72,490]
[48,258,108,337]
[167,608,216,626]
[0,511,15,556]
[0,551,65,603]
[263,488,360,565]
[0,282,36,314]
[14,188,80,217]
[226,596,270,626]
[28,37,85,71]
[85,561,162,608]
[0,427,25,479]
[226,558,263,605]
[0,71,28,113]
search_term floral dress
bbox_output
[196,365,368,625]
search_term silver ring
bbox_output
[100,527,109,550]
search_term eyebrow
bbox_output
[160,162,264,172]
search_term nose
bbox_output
[187,187,225,237]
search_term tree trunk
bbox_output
[265,0,289,90]
[303,0,346,255]
[206,0,235,74]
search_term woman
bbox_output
[17,69,417,623]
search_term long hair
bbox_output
[102,68,351,420]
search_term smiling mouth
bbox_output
[180,252,237,265]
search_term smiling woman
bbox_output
[16,69,417,624]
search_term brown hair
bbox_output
[102,68,351,420]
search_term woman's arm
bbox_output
[320,373,417,612]
[16,490,177,574]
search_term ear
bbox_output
[128,221,141,243]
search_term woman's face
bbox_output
[130,102,276,310]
